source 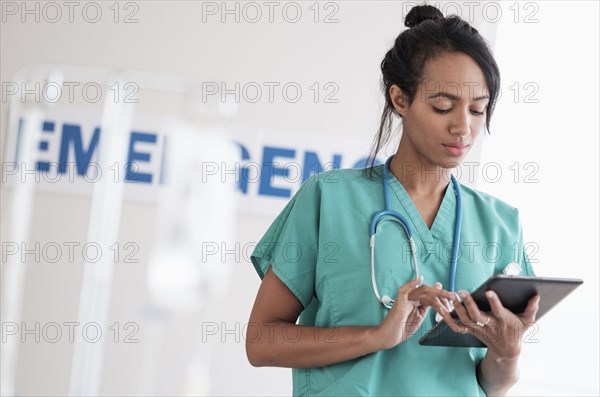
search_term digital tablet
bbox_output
[418,275,583,348]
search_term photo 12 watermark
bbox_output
[196,239,540,265]
[1,321,140,344]
[200,1,340,24]
[400,1,540,24]
[200,320,541,345]
[1,241,140,264]
[1,1,141,24]
[416,81,540,105]
[199,81,340,104]
[2,81,139,104]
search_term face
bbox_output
[390,51,490,169]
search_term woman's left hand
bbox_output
[440,290,540,358]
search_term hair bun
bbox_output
[404,5,444,28]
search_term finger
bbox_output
[441,297,452,312]
[438,288,456,301]
[519,295,540,325]
[459,290,485,323]
[485,290,508,322]
[397,276,424,301]
[433,282,442,290]
[407,285,450,312]
[451,292,473,326]
[408,286,439,308]
[439,306,469,335]
[417,304,429,318]
[428,296,449,315]
[407,284,437,302]
[409,285,454,302]
[412,290,451,315]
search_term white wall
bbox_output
[1,1,598,396]
[478,2,599,394]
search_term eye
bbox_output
[433,107,451,114]
[433,107,486,116]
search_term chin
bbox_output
[437,159,463,169]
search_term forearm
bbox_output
[476,350,520,397]
[246,321,381,368]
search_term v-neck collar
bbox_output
[385,169,457,244]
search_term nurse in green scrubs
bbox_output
[246,5,540,396]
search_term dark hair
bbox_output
[364,4,500,177]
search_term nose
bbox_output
[449,108,471,137]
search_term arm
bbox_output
[246,266,453,368]
[476,350,520,397]
[245,266,380,368]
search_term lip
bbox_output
[442,143,469,157]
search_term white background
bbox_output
[1,1,598,396]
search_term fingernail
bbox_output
[485,291,493,298]
[459,290,467,298]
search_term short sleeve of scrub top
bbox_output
[250,173,321,309]
[250,166,536,397]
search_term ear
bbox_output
[389,85,409,117]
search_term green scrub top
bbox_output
[251,165,535,397]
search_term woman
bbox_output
[246,5,540,396]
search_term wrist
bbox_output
[486,347,521,363]
[367,325,389,351]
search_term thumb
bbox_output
[397,276,423,297]
[520,295,540,324]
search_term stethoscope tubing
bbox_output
[369,156,462,309]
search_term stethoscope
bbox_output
[369,156,462,316]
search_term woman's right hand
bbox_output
[374,276,454,350]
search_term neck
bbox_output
[389,139,452,197]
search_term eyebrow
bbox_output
[427,92,490,102]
